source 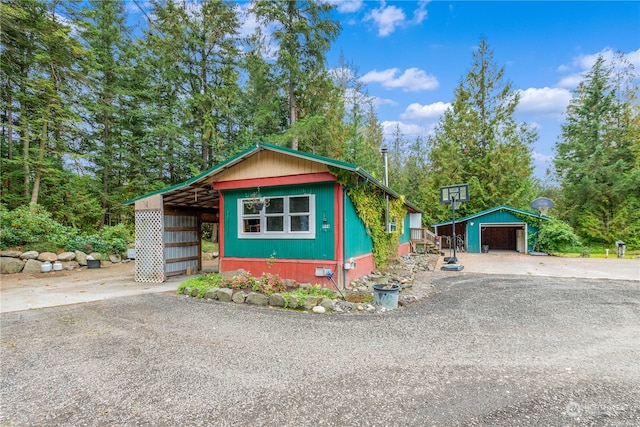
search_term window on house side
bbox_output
[239,195,315,239]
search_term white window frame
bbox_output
[238,194,316,239]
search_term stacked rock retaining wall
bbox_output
[0,250,127,275]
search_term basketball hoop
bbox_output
[531,197,554,253]
[440,184,469,271]
[440,183,470,205]
[531,197,554,216]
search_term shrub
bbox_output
[537,219,582,254]
[0,204,70,249]
[65,234,127,255]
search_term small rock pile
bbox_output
[0,250,127,275]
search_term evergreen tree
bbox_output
[424,39,536,223]
[251,0,341,150]
[77,0,137,226]
[1,0,82,209]
[237,30,287,146]
[554,55,640,246]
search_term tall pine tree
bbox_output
[554,55,640,246]
[424,39,535,224]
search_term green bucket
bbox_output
[372,284,400,309]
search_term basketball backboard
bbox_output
[440,184,470,204]
[531,197,554,212]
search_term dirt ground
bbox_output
[0,262,178,313]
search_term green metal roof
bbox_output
[432,205,552,227]
[124,142,422,213]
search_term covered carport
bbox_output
[125,178,220,283]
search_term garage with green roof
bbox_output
[432,206,551,254]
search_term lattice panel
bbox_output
[135,210,165,283]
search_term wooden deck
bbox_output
[410,228,439,254]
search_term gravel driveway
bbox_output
[1,270,639,426]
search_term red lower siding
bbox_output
[221,253,376,288]
[222,257,340,286]
[397,241,411,257]
[221,243,407,288]
[343,253,375,284]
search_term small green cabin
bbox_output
[126,143,422,287]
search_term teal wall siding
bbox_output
[224,183,335,260]
[343,193,373,258]
[400,213,410,244]
[467,221,480,253]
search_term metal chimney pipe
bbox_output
[381,146,389,186]
[381,146,390,231]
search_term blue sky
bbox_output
[322,0,640,179]
[127,1,640,179]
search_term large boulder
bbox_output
[60,261,80,270]
[38,252,58,262]
[268,293,286,307]
[20,251,39,260]
[232,291,247,304]
[22,259,43,273]
[246,292,268,306]
[57,252,76,261]
[75,251,88,266]
[1,250,22,258]
[88,252,102,260]
[216,288,233,302]
[109,253,121,263]
[0,257,25,274]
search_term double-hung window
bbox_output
[239,195,315,239]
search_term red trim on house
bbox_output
[222,257,340,286]
[213,172,337,190]
[219,193,225,258]
[334,183,344,287]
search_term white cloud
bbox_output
[237,3,259,39]
[371,96,398,108]
[381,121,431,138]
[400,102,450,120]
[516,87,572,116]
[627,48,640,68]
[363,0,430,36]
[364,1,406,37]
[326,0,363,13]
[557,74,584,89]
[411,0,430,24]
[360,67,438,92]
[557,47,640,88]
[532,151,554,164]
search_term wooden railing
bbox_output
[410,227,438,252]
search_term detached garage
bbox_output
[433,206,550,254]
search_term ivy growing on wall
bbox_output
[347,183,406,269]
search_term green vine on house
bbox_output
[347,184,406,269]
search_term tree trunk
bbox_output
[289,80,298,150]
[30,103,51,205]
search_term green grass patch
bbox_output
[279,285,337,308]
[177,274,222,298]
[202,242,218,253]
